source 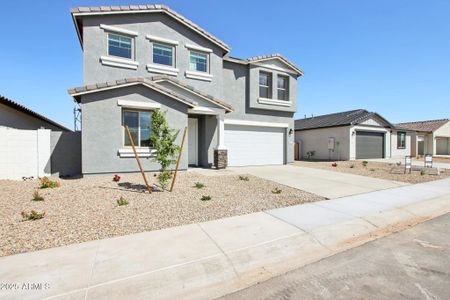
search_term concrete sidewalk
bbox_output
[229,165,408,198]
[1,179,449,300]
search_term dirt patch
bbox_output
[294,160,450,184]
[0,172,323,257]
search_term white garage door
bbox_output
[225,124,284,166]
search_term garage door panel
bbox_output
[356,131,384,159]
[436,138,449,155]
[225,125,284,166]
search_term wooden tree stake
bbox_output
[170,126,187,192]
[125,125,152,193]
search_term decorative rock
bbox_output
[214,149,228,169]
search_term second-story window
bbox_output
[189,51,208,72]
[153,43,174,66]
[108,33,132,59]
[259,71,272,98]
[277,75,289,101]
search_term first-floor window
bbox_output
[397,131,406,149]
[189,51,208,72]
[108,33,133,59]
[123,110,152,147]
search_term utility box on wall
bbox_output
[328,137,335,151]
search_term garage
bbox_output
[225,124,284,166]
[355,131,385,159]
[436,138,449,155]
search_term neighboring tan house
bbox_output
[0,95,80,179]
[295,109,413,160]
[68,5,303,175]
[396,119,450,156]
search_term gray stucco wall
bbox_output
[82,13,224,99]
[51,131,82,177]
[0,103,65,131]
[223,61,295,163]
[80,85,188,175]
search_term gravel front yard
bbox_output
[0,172,323,257]
[294,160,450,184]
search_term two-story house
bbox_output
[68,5,303,175]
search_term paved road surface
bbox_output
[221,213,450,300]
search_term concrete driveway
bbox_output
[230,165,408,199]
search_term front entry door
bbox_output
[188,118,198,166]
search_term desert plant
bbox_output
[420,170,426,176]
[396,161,402,167]
[32,190,44,201]
[149,110,180,190]
[113,174,121,182]
[349,164,355,169]
[194,182,205,189]
[271,187,282,194]
[362,161,368,167]
[39,177,60,189]
[370,168,375,172]
[21,210,45,221]
[201,195,212,201]
[117,197,129,206]
[331,162,338,167]
[239,176,249,181]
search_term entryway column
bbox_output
[214,113,228,169]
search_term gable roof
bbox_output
[396,119,449,132]
[0,95,71,131]
[295,109,393,131]
[71,4,230,53]
[68,77,199,108]
[224,53,303,76]
[151,75,233,112]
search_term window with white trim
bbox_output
[397,131,406,149]
[277,75,289,101]
[189,51,208,72]
[153,43,175,66]
[108,33,133,59]
[123,110,152,147]
[259,71,272,98]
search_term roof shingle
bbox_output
[396,119,449,132]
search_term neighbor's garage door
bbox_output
[355,131,384,159]
[225,124,284,166]
[436,138,449,155]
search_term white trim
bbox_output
[100,56,139,70]
[252,62,298,76]
[118,148,156,158]
[117,99,161,110]
[185,43,213,53]
[100,24,138,36]
[258,97,291,107]
[146,64,179,76]
[188,106,218,115]
[224,119,289,128]
[215,114,227,150]
[73,10,230,52]
[185,70,213,82]
[146,34,178,45]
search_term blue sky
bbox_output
[1,0,449,129]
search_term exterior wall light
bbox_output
[289,128,293,136]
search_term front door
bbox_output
[188,118,198,166]
[417,136,425,155]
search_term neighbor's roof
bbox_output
[0,95,71,131]
[68,77,198,108]
[71,4,230,53]
[151,75,233,112]
[295,109,393,131]
[224,54,304,76]
[396,119,449,132]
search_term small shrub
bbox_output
[349,164,355,169]
[331,162,338,167]
[370,168,375,172]
[362,161,368,167]
[157,170,172,190]
[117,197,129,206]
[113,174,121,182]
[32,190,44,201]
[239,176,249,181]
[420,170,426,176]
[39,177,60,189]
[194,182,205,189]
[201,195,212,201]
[396,162,402,167]
[271,187,282,194]
[21,210,45,221]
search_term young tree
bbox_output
[149,110,180,190]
